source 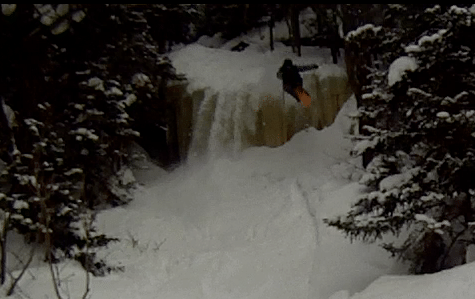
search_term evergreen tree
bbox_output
[325,5,475,274]
[201,4,271,40]
[0,4,180,276]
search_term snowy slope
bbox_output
[8,95,475,299]
[345,261,475,299]
[3,97,400,299]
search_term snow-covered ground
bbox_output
[3,16,475,299]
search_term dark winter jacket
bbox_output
[276,59,319,89]
[277,60,302,89]
[277,59,318,102]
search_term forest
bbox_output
[1,4,475,299]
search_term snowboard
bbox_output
[294,86,312,108]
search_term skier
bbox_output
[276,59,316,108]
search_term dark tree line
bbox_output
[0,4,185,286]
[5,4,456,294]
[326,4,475,274]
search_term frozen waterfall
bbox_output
[168,44,352,163]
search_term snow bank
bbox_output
[170,43,330,96]
[128,142,168,185]
[10,87,475,299]
[345,262,475,299]
[170,44,265,93]
[170,21,342,96]
[195,33,227,48]
[388,56,417,86]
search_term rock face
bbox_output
[166,64,351,162]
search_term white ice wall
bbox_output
[169,44,352,163]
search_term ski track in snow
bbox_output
[295,179,321,245]
[89,140,340,299]
[7,91,401,299]
[3,18,413,297]
[93,95,365,299]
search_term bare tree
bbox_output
[0,212,9,285]
[6,247,35,296]
[290,5,301,57]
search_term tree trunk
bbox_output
[269,14,274,51]
[285,16,295,53]
[290,5,301,57]
[243,4,249,32]
[0,98,14,163]
[164,83,180,165]
[1,214,9,285]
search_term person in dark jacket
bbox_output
[277,59,317,107]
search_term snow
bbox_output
[414,213,435,223]
[437,111,450,118]
[346,24,382,41]
[56,4,69,17]
[118,167,136,186]
[378,168,420,192]
[170,32,347,159]
[348,262,475,299]
[418,30,447,45]
[132,73,151,87]
[88,77,105,91]
[2,102,15,129]
[51,20,70,35]
[388,56,417,86]
[73,127,99,141]
[454,91,468,101]
[353,138,379,156]
[4,96,409,299]
[72,10,86,23]
[425,5,441,14]
[13,200,28,210]
[1,4,15,16]
[405,29,447,53]
[3,16,475,299]
[38,4,56,26]
[449,5,468,15]
[105,86,124,96]
[120,94,137,108]
[74,103,85,110]
[362,90,387,100]
[420,192,444,202]
[407,87,432,98]
[196,33,227,49]
[64,168,83,176]
[170,30,341,96]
